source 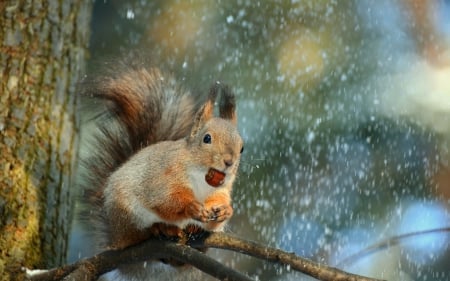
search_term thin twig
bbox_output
[337,227,450,266]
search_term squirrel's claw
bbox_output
[187,201,208,222]
[208,205,233,222]
[189,202,232,223]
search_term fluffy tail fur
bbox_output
[78,59,197,247]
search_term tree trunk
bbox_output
[0,1,91,280]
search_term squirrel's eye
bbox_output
[203,133,212,144]
[240,145,244,154]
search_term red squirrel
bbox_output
[79,60,243,276]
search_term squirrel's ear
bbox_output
[218,84,237,126]
[189,94,215,140]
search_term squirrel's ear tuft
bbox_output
[218,84,237,126]
[208,81,237,125]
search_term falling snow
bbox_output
[69,1,450,280]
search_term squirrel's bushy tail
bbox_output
[78,60,196,246]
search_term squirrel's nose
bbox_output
[224,158,234,167]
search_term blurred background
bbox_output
[70,0,450,280]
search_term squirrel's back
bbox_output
[79,60,198,247]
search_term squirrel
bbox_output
[79,59,243,277]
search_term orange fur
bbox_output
[148,223,183,238]
[204,191,233,230]
[204,191,231,210]
[153,184,202,222]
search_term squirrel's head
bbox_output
[187,83,244,188]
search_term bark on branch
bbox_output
[198,232,383,281]
[27,232,384,281]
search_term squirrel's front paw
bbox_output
[207,204,233,222]
[187,201,210,222]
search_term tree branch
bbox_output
[27,232,384,281]
[197,232,384,281]
[27,238,251,281]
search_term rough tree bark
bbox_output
[0,1,91,280]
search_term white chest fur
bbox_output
[187,168,217,203]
